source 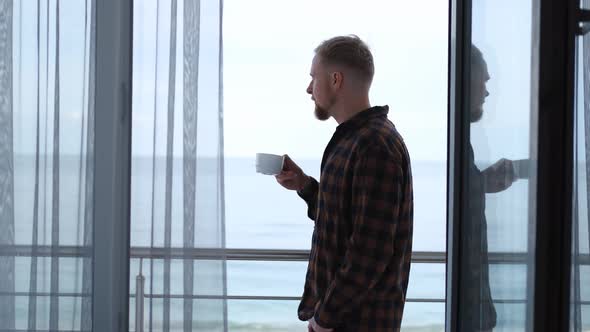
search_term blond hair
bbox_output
[314,35,374,84]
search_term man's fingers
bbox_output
[275,175,289,184]
[282,154,294,170]
[276,170,298,180]
[283,154,302,172]
[275,173,298,189]
[502,159,517,182]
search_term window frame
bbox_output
[93,0,133,330]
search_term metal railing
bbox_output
[7,244,588,264]
[3,244,590,331]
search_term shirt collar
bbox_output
[335,105,390,133]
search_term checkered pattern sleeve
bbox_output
[314,144,405,328]
[297,176,319,221]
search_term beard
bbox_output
[314,104,330,121]
[470,106,484,122]
[313,95,335,121]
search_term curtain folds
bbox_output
[131,0,226,331]
[0,0,96,330]
[0,0,226,330]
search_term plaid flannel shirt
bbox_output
[297,106,414,332]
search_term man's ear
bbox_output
[331,71,344,89]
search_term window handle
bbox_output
[577,9,590,35]
[135,258,145,332]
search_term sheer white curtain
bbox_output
[0,0,15,327]
[0,0,95,330]
[130,0,227,331]
[0,0,226,331]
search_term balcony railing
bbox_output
[2,245,590,332]
[7,244,590,264]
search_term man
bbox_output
[275,35,413,332]
[461,45,517,332]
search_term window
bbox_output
[129,0,449,330]
[223,0,448,330]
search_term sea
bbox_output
[9,155,590,331]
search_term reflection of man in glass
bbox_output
[461,45,517,332]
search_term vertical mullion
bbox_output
[583,0,590,286]
[531,0,576,330]
[93,0,133,331]
[81,0,96,329]
[445,0,471,330]
[49,0,60,328]
[526,1,541,330]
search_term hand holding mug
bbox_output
[275,155,310,191]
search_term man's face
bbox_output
[470,61,490,123]
[306,55,336,121]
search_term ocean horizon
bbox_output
[11,155,576,331]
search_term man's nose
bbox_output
[306,83,312,94]
[485,90,490,97]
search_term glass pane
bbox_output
[227,300,446,332]
[1,0,95,330]
[459,1,535,331]
[136,299,225,332]
[227,300,307,331]
[571,28,590,331]
[227,261,446,301]
[129,258,227,330]
[494,304,527,331]
[227,261,307,297]
[223,1,448,330]
[130,0,226,329]
[489,264,527,302]
[130,0,224,248]
[406,263,446,300]
[401,302,445,330]
[223,0,449,252]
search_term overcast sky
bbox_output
[12,0,532,164]
[8,0,537,254]
[222,0,449,161]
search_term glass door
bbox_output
[449,0,581,331]
[447,0,544,331]
[571,0,590,330]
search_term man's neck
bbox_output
[332,98,372,124]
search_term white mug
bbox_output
[255,153,284,175]
[511,158,530,179]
